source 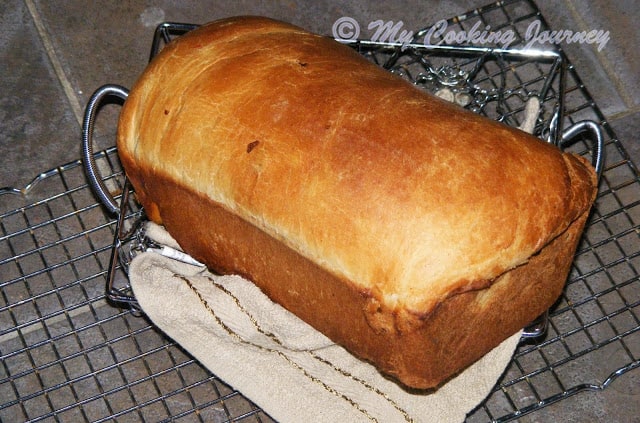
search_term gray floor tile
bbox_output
[0,0,79,189]
[568,0,640,110]
[534,0,633,118]
[519,366,640,423]
[608,111,640,169]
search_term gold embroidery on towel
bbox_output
[174,274,381,422]
[311,353,415,423]
[176,275,239,340]
[199,274,414,422]
[208,276,283,346]
[213,278,415,423]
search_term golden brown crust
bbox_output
[117,16,597,388]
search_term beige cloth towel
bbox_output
[129,222,521,423]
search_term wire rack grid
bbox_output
[1,0,639,422]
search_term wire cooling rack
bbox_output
[1,0,638,421]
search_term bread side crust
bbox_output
[121,166,591,389]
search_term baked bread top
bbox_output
[117,16,597,315]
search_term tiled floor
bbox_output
[1,0,639,422]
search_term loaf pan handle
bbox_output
[521,310,549,339]
[82,84,130,215]
[560,120,605,182]
[521,120,604,340]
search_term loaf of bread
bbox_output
[117,16,597,389]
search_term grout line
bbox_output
[24,0,84,127]
[25,0,118,196]
[607,106,640,122]
[563,0,635,110]
[0,301,110,345]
